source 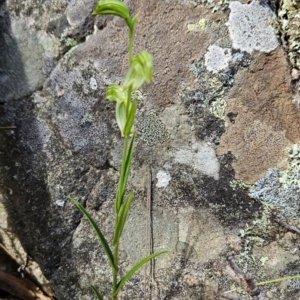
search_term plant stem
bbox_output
[128,28,134,63]
[112,244,119,299]
[126,84,132,117]
[113,134,131,299]
[112,22,134,300]
[116,136,129,213]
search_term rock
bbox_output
[1,0,300,299]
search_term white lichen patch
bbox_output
[156,170,171,188]
[174,142,220,180]
[204,45,232,73]
[89,77,98,90]
[55,200,65,207]
[227,1,279,53]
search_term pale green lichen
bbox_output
[234,208,286,274]
[81,114,94,124]
[64,37,78,48]
[229,179,252,190]
[187,18,206,31]
[131,90,144,101]
[278,0,300,69]
[138,111,169,146]
[210,98,227,119]
[279,144,300,188]
[186,0,230,11]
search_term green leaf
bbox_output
[124,99,137,136]
[124,51,153,90]
[115,134,135,212]
[93,0,130,20]
[113,191,134,246]
[116,101,127,136]
[90,285,104,300]
[112,250,170,297]
[67,196,117,272]
[106,84,127,102]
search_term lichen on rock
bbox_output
[174,142,220,180]
[137,111,169,147]
[204,45,232,73]
[250,168,300,218]
[227,1,279,53]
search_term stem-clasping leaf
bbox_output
[112,250,170,297]
[67,196,117,272]
[124,99,137,136]
[92,0,132,28]
[116,101,127,136]
[113,191,134,246]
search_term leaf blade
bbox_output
[90,285,104,300]
[67,196,117,272]
[112,250,170,297]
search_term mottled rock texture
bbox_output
[1,0,300,299]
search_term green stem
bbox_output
[113,134,131,300]
[128,28,134,64]
[116,135,129,213]
[112,244,119,299]
[126,84,132,117]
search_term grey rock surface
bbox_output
[1,0,300,299]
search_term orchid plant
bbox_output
[68,1,168,299]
